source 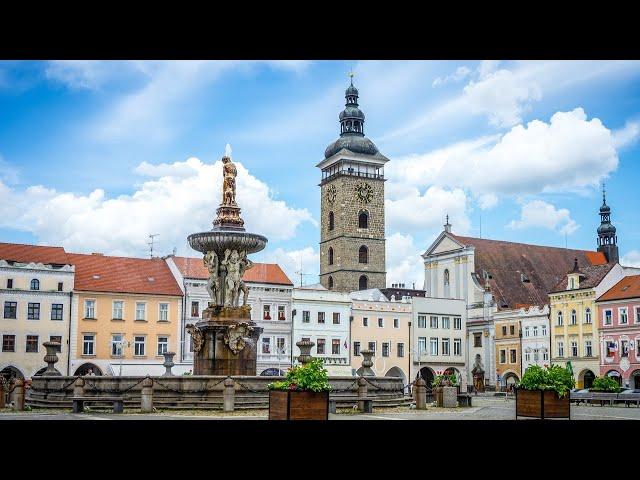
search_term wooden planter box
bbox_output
[268,390,329,420]
[516,389,570,419]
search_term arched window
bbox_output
[557,311,563,326]
[359,245,368,264]
[359,275,368,290]
[329,211,334,231]
[585,308,592,324]
[571,309,577,325]
[444,269,450,285]
[328,247,334,265]
[30,279,40,290]
[358,211,369,229]
[328,276,334,290]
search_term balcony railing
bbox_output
[321,170,383,184]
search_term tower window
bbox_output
[359,275,368,290]
[328,247,334,265]
[359,245,368,264]
[329,211,334,231]
[328,276,334,290]
[358,211,369,229]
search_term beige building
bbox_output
[350,289,411,384]
[493,313,522,389]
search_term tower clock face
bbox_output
[326,185,337,204]
[355,182,373,204]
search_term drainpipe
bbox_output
[67,290,73,375]
[519,320,523,379]
[181,278,187,363]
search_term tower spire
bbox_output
[597,183,618,263]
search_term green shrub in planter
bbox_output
[268,359,331,392]
[590,376,620,393]
[517,364,575,398]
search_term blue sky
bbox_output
[1,60,640,287]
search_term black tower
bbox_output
[597,184,619,263]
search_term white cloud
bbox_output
[45,60,150,90]
[0,155,19,185]
[0,157,313,257]
[432,66,472,87]
[477,193,498,210]
[612,120,640,149]
[621,250,640,268]
[386,233,424,289]
[260,246,319,287]
[508,200,579,235]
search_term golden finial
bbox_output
[348,69,355,85]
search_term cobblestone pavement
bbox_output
[1,397,639,420]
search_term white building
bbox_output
[166,256,294,375]
[291,284,352,376]
[517,305,551,372]
[0,243,75,379]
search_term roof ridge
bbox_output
[452,234,600,254]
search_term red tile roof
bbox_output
[0,242,70,265]
[450,234,610,309]
[172,256,293,286]
[68,253,182,296]
[598,274,640,302]
[550,263,615,293]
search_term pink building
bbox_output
[597,274,640,388]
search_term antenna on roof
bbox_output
[565,232,568,250]
[479,213,482,239]
[148,234,159,259]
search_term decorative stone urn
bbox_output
[42,341,62,376]
[162,352,175,376]
[296,339,315,364]
[359,350,375,376]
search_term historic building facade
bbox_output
[519,305,550,373]
[0,243,74,379]
[493,312,522,389]
[318,79,388,292]
[291,284,351,376]
[596,275,640,388]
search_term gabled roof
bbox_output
[68,253,183,296]
[448,234,609,308]
[0,242,70,265]
[550,263,615,293]
[598,274,640,302]
[172,256,293,286]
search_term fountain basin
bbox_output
[188,229,267,255]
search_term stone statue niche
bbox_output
[471,354,485,393]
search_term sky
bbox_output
[1,60,640,288]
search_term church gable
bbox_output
[424,233,465,257]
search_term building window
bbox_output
[359,275,368,290]
[277,337,285,354]
[111,334,124,357]
[261,337,271,354]
[113,301,124,320]
[418,315,427,328]
[278,305,286,321]
[26,335,39,353]
[543,350,549,361]
[135,303,146,321]
[51,303,63,321]
[442,338,450,356]
[49,335,62,353]
[191,301,199,317]
[430,316,438,329]
[317,338,326,355]
[354,341,361,356]
[525,351,531,362]
[557,311,563,326]
[444,269,450,285]
[621,339,629,357]
[328,211,334,231]
[358,246,368,264]
[585,308,592,324]
[328,247,334,265]
[500,349,506,363]
[429,337,438,356]
[604,310,612,325]
[532,326,538,337]
[393,318,399,328]
[453,338,461,356]
[509,325,515,335]
[557,341,564,357]
[501,326,507,335]
[302,311,310,323]
[442,317,450,329]
[159,303,169,322]
[418,337,426,354]
[134,336,146,356]
[473,333,482,347]
[2,335,15,352]
[57,282,63,292]
[83,335,95,355]
[358,211,369,229]
[585,340,592,357]
[524,326,530,337]
[569,277,575,289]
[382,342,389,357]
[635,306,640,324]
[332,312,340,324]
[363,317,368,327]
[328,276,334,290]
[157,336,169,355]
[620,308,628,325]
[509,350,516,363]
[30,279,39,290]
[84,300,96,319]
[4,301,17,319]
[27,302,40,320]
[332,339,340,355]
[541,325,547,336]
[318,312,325,324]
[454,317,461,330]
[263,305,271,320]
[571,341,578,357]
[6,278,13,289]
[378,318,384,328]
[368,341,376,354]
[570,310,577,325]
[397,343,404,357]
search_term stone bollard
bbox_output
[11,379,25,411]
[359,350,375,376]
[73,377,85,398]
[223,378,235,412]
[162,352,175,376]
[296,340,315,365]
[357,377,368,412]
[414,378,427,410]
[140,377,154,413]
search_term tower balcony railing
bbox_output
[321,169,383,184]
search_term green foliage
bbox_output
[268,359,332,392]
[517,364,575,398]
[431,373,458,388]
[591,376,620,392]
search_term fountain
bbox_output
[186,147,267,375]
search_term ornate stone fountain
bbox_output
[186,148,266,375]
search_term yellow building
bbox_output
[493,314,521,389]
[68,253,183,376]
